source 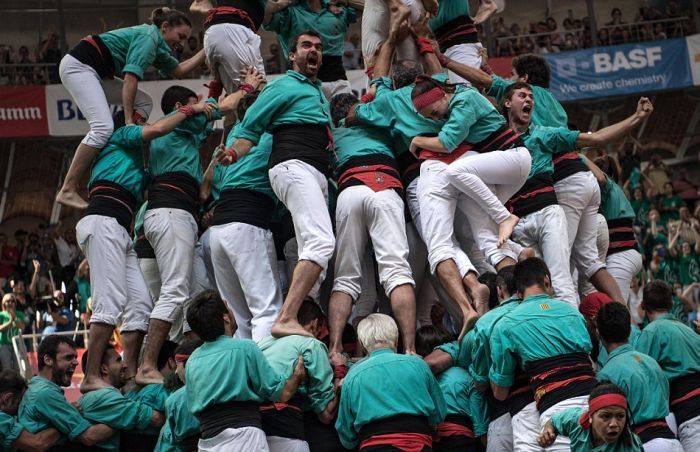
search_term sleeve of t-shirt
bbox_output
[116,124,145,148]
[372,76,394,99]
[550,407,584,437]
[247,344,287,402]
[153,45,180,78]
[602,176,614,198]
[435,341,459,364]
[335,375,358,449]
[84,391,153,431]
[438,94,475,151]
[345,7,358,25]
[545,127,580,154]
[0,413,25,450]
[486,75,512,103]
[354,95,393,129]
[469,388,490,437]
[488,322,517,388]
[424,366,447,426]
[122,27,159,79]
[42,390,92,440]
[469,329,491,386]
[237,83,288,144]
[304,343,335,414]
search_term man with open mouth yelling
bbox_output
[218,30,335,341]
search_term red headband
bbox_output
[579,394,628,429]
[174,354,190,364]
[412,87,445,111]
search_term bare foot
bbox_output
[135,367,164,386]
[519,247,536,261]
[56,188,88,210]
[390,3,412,26]
[329,351,347,368]
[458,308,479,341]
[80,376,112,394]
[474,283,491,315]
[497,214,520,248]
[271,319,313,338]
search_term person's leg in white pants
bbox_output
[486,413,513,452]
[138,257,162,304]
[642,438,684,452]
[198,426,270,452]
[267,436,310,452]
[678,414,700,451]
[606,249,643,303]
[539,395,589,451]
[204,24,265,93]
[511,402,542,452]
[361,0,424,67]
[444,43,483,84]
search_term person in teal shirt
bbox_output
[258,300,336,450]
[0,369,62,450]
[265,0,359,98]
[19,336,115,447]
[635,281,700,451]
[539,382,644,452]
[185,290,306,450]
[335,314,446,450]
[416,325,488,450]
[57,7,205,210]
[77,346,164,451]
[490,258,595,450]
[0,294,26,372]
[596,302,683,450]
[77,102,212,395]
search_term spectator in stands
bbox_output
[342,35,359,70]
[545,17,562,48]
[53,227,80,287]
[668,232,700,288]
[631,187,651,228]
[559,33,578,51]
[40,290,75,336]
[659,182,684,225]
[65,259,90,317]
[673,167,699,202]
[0,44,12,82]
[643,154,671,196]
[38,32,61,83]
[0,233,18,289]
[597,28,611,46]
[675,207,700,246]
[15,45,34,85]
[606,8,628,44]
[0,294,26,372]
[654,23,668,40]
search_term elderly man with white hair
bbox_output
[335,314,446,451]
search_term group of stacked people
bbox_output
[0,0,697,451]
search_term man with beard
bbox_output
[218,31,335,339]
[18,336,116,448]
[77,345,165,450]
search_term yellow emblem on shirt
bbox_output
[539,303,550,310]
[633,354,642,362]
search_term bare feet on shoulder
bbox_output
[56,188,88,210]
[80,377,112,394]
[518,246,536,261]
[271,319,313,338]
[474,282,491,316]
[135,367,164,386]
[497,214,520,248]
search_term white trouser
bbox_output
[487,413,514,452]
[267,436,310,452]
[642,438,684,452]
[361,0,424,64]
[59,55,152,149]
[269,159,335,273]
[417,159,477,276]
[678,414,700,451]
[321,80,352,101]
[333,186,414,300]
[511,401,542,452]
[210,222,283,341]
[596,214,609,262]
[606,249,643,303]
[76,215,151,332]
[445,43,484,84]
[204,23,265,93]
[198,426,269,452]
[144,208,198,323]
[454,210,497,275]
[138,257,161,305]
[539,395,589,451]
[555,172,607,281]
[512,205,578,306]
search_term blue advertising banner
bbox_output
[543,38,693,102]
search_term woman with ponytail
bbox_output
[57,7,205,209]
[538,382,643,451]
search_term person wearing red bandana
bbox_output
[539,382,643,451]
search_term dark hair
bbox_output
[415,325,453,357]
[512,54,551,88]
[0,369,27,397]
[186,290,229,341]
[158,340,179,371]
[112,110,126,130]
[161,85,198,115]
[478,272,500,310]
[589,381,634,446]
[80,344,116,371]
[289,30,322,54]
[298,299,325,327]
[411,77,457,102]
[392,59,424,89]
[594,155,619,182]
[500,81,533,117]
[513,257,551,294]
[496,265,517,299]
[38,335,76,370]
[596,302,631,344]
[330,93,359,127]
[642,280,673,312]
[150,7,191,29]
[174,338,204,357]
[237,91,260,122]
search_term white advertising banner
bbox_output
[686,34,700,86]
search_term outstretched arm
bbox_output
[189,0,214,14]
[170,50,206,79]
[577,98,653,148]
[141,100,215,141]
[472,0,498,25]
[372,5,411,78]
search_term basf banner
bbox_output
[544,38,693,102]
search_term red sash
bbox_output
[337,164,403,192]
[434,422,474,440]
[204,6,257,31]
[360,433,432,451]
[418,142,473,164]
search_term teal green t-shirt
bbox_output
[89,125,146,202]
[265,1,357,56]
[436,366,489,436]
[220,124,275,200]
[635,313,700,382]
[125,384,169,436]
[550,407,644,452]
[0,411,24,450]
[0,310,26,345]
[100,24,179,80]
[237,71,331,145]
[155,386,199,452]
[488,75,568,128]
[522,124,580,178]
[429,0,470,31]
[600,176,635,222]
[676,252,700,286]
[470,297,519,386]
[331,121,397,173]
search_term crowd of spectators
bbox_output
[492,2,695,57]
[0,32,63,85]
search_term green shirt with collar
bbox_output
[436,366,489,437]
[89,125,147,202]
[154,387,199,452]
[0,412,25,450]
[331,121,397,173]
[220,124,276,200]
[521,125,580,178]
[429,0,470,31]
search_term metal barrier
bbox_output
[0,62,57,85]
[11,328,88,380]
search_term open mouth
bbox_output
[523,104,532,114]
[307,55,319,68]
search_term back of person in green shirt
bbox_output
[18,336,115,447]
[596,302,683,450]
[0,294,26,372]
[57,7,205,210]
[635,281,700,450]
[77,346,164,451]
[335,313,446,450]
[0,369,63,451]
[538,382,644,452]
